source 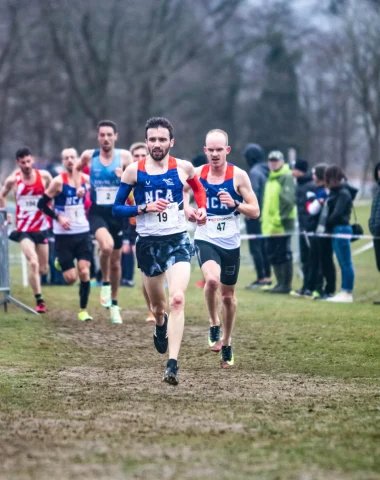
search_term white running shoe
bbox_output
[110,305,122,324]
[100,285,112,308]
[326,291,353,303]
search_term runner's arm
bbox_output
[112,164,138,217]
[41,170,53,189]
[74,150,93,192]
[0,175,15,208]
[37,176,63,220]
[235,170,260,219]
[182,162,207,209]
[121,150,133,171]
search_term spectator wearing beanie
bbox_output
[369,162,380,304]
[243,144,271,289]
[291,158,316,297]
[303,164,336,299]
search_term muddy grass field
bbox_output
[1,233,380,479]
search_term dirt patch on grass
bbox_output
[1,308,379,480]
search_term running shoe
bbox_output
[78,311,93,322]
[245,280,272,290]
[54,257,62,271]
[153,312,168,354]
[110,305,123,324]
[35,301,46,314]
[100,285,112,308]
[163,359,179,385]
[146,311,156,324]
[208,325,222,352]
[221,345,234,369]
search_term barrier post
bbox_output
[0,209,39,314]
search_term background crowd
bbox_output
[29,142,380,306]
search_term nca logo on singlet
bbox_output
[207,188,229,210]
[66,196,84,206]
[145,189,173,203]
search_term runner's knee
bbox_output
[221,291,236,308]
[151,302,166,317]
[64,270,77,284]
[100,244,113,257]
[169,292,185,311]
[110,256,121,270]
[205,276,219,292]
[28,257,39,274]
[39,263,48,275]
[78,262,90,280]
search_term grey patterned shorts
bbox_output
[136,231,194,277]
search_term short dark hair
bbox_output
[97,120,117,133]
[325,165,347,188]
[145,117,174,140]
[15,146,32,160]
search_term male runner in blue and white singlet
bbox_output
[75,120,132,324]
[113,117,207,385]
[38,148,93,321]
[185,129,260,368]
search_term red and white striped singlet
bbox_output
[15,169,50,232]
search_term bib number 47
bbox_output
[217,222,226,231]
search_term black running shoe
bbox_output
[153,312,168,354]
[208,325,222,352]
[163,359,179,385]
[221,345,234,368]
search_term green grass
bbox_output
[1,202,379,479]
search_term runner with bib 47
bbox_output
[184,129,260,368]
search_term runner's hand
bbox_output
[115,167,123,178]
[76,186,85,198]
[196,207,207,225]
[146,199,170,213]
[184,206,198,222]
[6,213,12,224]
[217,191,234,208]
[58,215,71,230]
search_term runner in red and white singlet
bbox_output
[15,169,51,233]
[0,147,52,313]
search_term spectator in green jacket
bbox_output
[261,150,296,294]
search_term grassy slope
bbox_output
[1,204,380,479]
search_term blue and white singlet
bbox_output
[53,173,89,235]
[194,163,243,249]
[133,157,187,237]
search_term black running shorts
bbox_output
[55,232,93,272]
[194,239,240,286]
[136,231,194,277]
[88,204,123,250]
[9,230,49,245]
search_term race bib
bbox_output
[19,195,40,212]
[96,187,118,205]
[145,202,179,229]
[64,205,86,222]
[207,214,239,238]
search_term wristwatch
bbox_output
[234,199,241,209]
[139,203,148,214]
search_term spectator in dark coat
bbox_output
[243,143,271,289]
[323,165,357,303]
[369,162,380,304]
[303,164,336,299]
[291,158,316,297]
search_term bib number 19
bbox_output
[157,212,168,223]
